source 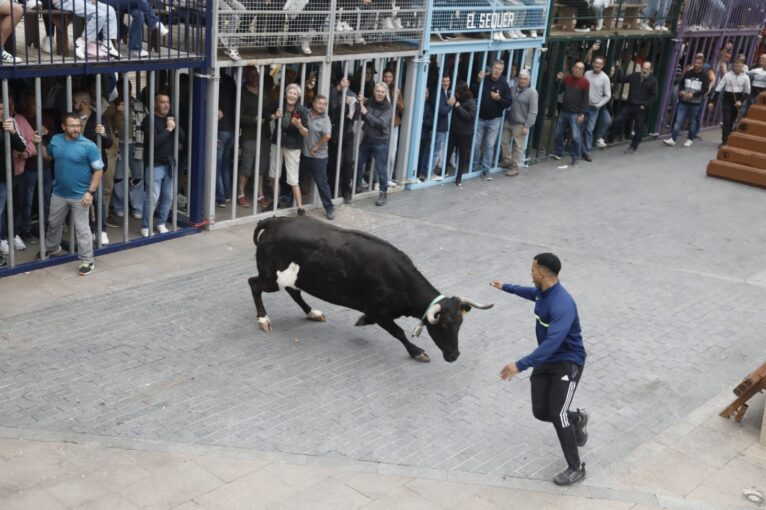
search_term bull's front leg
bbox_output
[248,276,279,332]
[375,318,430,362]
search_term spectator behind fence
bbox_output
[582,56,611,161]
[301,95,334,220]
[446,82,476,187]
[559,0,591,32]
[141,93,181,237]
[640,0,670,32]
[52,0,121,59]
[501,70,538,176]
[610,61,658,154]
[215,72,236,208]
[20,90,56,236]
[270,83,308,214]
[382,68,404,185]
[709,57,751,146]
[550,62,589,165]
[0,105,27,262]
[239,67,274,209]
[328,75,359,204]
[8,96,38,251]
[743,54,766,117]
[356,82,392,206]
[37,113,104,276]
[422,75,451,179]
[1,0,23,63]
[472,60,513,180]
[664,54,710,148]
[99,0,169,58]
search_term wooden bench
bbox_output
[23,7,84,57]
[552,3,577,31]
[719,361,766,445]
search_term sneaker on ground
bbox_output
[40,35,53,53]
[21,233,37,245]
[215,201,226,208]
[387,180,398,188]
[596,138,607,148]
[505,168,519,176]
[515,29,527,38]
[683,139,694,147]
[13,235,26,251]
[326,208,335,220]
[393,18,403,29]
[36,246,63,259]
[0,239,8,254]
[354,33,366,45]
[505,30,518,39]
[140,228,149,237]
[100,231,109,245]
[105,40,120,58]
[225,47,241,61]
[78,262,94,276]
[130,49,149,58]
[131,210,142,219]
[491,31,506,41]
[237,195,252,207]
[482,174,493,181]
[663,138,676,146]
[2,50,21,64]
[156,21,169,37]
[574,408,589,447]
[300,38,311,55]
[529,30,538,37]
[156,224,169,234]
[573,26,590,32]
[553,464,586,486]
[114,209,125,217]
[640,23,653,31]
[382,17,395,30]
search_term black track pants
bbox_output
[530,361,583,469]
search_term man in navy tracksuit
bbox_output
[491,252,588,486]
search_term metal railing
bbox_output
[431,0,548,39]
[0,0,204,69]
[549,0,676,34]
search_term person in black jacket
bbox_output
[447,82,476,187]
[471,60,513,180]
[610,61,658,154]
[328,75,359,204]
[140,93,182,237]
[664,54,710,147]
[356,82,392,206]
[0,113,27,266]
[416,88,435,182]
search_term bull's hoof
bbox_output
[355,314,375,326]
[307,309,327,322]
[413,352,431,363]
[258,316,272,333]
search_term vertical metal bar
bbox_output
[35,78,45,256]
[467,51,486,177]
[351,58,367,197]
[95,76,103,248]
[388,57,402,183]
[426,53,445,181]
[66,76,74,252]
[231,67,243,220]
[333,60,350,199]
[2,81,14,267]
[172,69,181,231]
[253,65,264,209]
[148,71,156,235]
[122,73,129,242]
[186,68,194,216]
[493,50,515,170]
[271,66,286,211]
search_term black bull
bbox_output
[248,216,493,362]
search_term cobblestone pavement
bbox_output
[1,135,765,488]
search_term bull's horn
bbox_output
[459,297,494,310]
[426,303,442,324]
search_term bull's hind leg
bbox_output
[376,318,430,362]
[285,288,326,322]
[248,276,279,332]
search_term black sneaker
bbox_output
[553,463,586,486]
[624,146,636,154]
[574,408,589,447]
[78,262,94,276]
[0,254,7,267]
[36,246,63,260]
[297,208,306,216]
[581,153,592,162]
[325,208,335,220]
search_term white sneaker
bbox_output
[156,224,169,234]
[13,235,26,251]
[176,193,188,209]
[100,231,110,245]
[225,47,241,60]
[140,228,149,237]
[130,49,150,58]
[530,30,538,37]
[156,22,169,37]
[595,20,603,31]
[105,40,120,58]
[75,37,86,59]
[492,32,506,41]
[663,138,676,146]
[2,50,21,64]
[640,23,653,31]
[0,239,8,254]
[387,180,398,188]
[393,18,403,29]
[683,139,694,147]
[655,25,669,32]
[131,210,143,219]
[300,38,311,55]
[596,138,607,149]
[40,35,53,53]
[382,17,395,30]
[353,33,366,45]
[505,31,518,39]
[515,29,527,38]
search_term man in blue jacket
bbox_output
[491,252,588,486]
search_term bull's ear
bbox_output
[460,304,472,314]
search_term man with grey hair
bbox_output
[582,55,612,160]
[500,69,538,176]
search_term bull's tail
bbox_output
[254,216,279,246]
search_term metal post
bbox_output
[148,72,156,236]
[186,68,194,217]
[122,73,129,242]
[252,65,264,210]
[35,78,45,256]
[172,69,181,231]
[231,67,243,220]
[271,67,286,210]
[332,60,350,199]
[2,81,15,266]
[95,76,103,248]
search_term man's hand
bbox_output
[218,109,224,120]
[735,101,742,108]
[310,145,319,156]
[478,70,487,80]
[33,133,42,144]
[490,90,501,101]
[500,362,519,380]
[3,119,16,134]
[166,116,176,131]
[708,101,715,111]
[95,123,106,136]
[290,115,302,127]
[521,126,529,136]
[447,96,456,106]
[490,280,503,289]
[556,71,564,81]
[577,113,585,124]
[82,191,94,206]
[274,108,283,119]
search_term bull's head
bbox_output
[421,297,493,362]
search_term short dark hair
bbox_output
[62,112,81,125]
[313,94,327,103]
[534,253,561,276]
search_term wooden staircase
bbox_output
[706,92,766,189]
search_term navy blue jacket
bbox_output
[433,88,451,133]
[501,282,586,371]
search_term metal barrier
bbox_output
[683,0,766,32]
[528,37,668,162]
[0,0,203,70]
[213,0,426,61]
[431,0,548,40]
[204,56,412,225]
[0,70,201,274]
[549,0,677,35]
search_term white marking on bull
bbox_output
[256,228,266,244]
[258,315,272,332]
[277,262,300,290]
[307,309,326,322]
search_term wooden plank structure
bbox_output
[719,361,766,426]
[707,92,766,188]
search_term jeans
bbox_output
[721,101,738,143]
[671,102,701,141]
[473,117,502,176]
[642,0,670,26]
[582,105,612,155]
[0,182,6,240]
[100,0,159,50]
[141,164,173,228]
[302,157,334,212]
[216,130,234,204]
[57,0,118,42]
[112,142,145,216]
[611,104,647,149]
[423,130,447,174]
[554,112,582,160]
[46,193,94,263]
[357,141,389,193]
[15,170,38,236]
